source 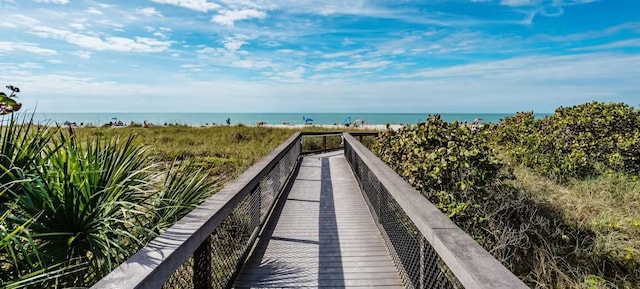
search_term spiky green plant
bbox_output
[7,128,216,287]
[9,132,150,286]
[148,160,218,235]
[1,113,64,288]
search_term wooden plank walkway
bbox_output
[233,151,404,288]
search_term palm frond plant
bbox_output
[10,132,154,286]
[147,160,218,235]
[8,128,218,287]
[0,85,218,287]
[0,113,60,205]
[1,110,63,288]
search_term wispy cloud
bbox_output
[151,0,220,12]
[0,41,57,55]
[73,50,92,59]
[136,7,163,17]
[500,0,538,7]
[345,60,392,69]
[315,61,348,71]
[572,38,640,51]
[29,26,172,52]
[86,7,103,15]
[32,0,68,4]
[398,53,640,84]
[211,9,266,26]
[0,0,636,113]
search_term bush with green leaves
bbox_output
[374,115,505,221]
[494,102,640,180]
[372,114,640,288]
[1,118,216,288]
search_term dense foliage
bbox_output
[493,102,640,180]
[1,116,216,288]
[374,113,640,288]
[374,115,505,219]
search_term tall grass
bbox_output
[509,165,640,288]
[74,126,296,181]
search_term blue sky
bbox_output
[0,0,638,113]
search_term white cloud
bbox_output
[73,51,92,59]
[47,59,63,64]
[280,66,305,78]
[30,26,172,52]
[345,60,392,69]
[500,0,538,6]
[572,38,640,51]
[399,53,640,84]
[218,0,262,9]
[151,0,220,12]
[222,34,253,51]
[17,62,43,69]
[1,22,17,28]
[136,7,163,17]
[69,23,85,30]
[4,14,40,27]
[0,41,57,55]
[318,49,369,59]
[86,7,103,15]
[231,59,273,69]
[152,31,168,38]
[315,61,347,71]
[5,52,639,113]
[224,39,245,51]
[342,38,355,46]
[32,0,69,4]
[212,9,266,26]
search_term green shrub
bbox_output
[374,115,505,220]
[373,114,638,288]
[494,102,640,180]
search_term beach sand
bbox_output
[261,123,403,131]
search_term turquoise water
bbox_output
[15,112,550,126]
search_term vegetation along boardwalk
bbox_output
[234,151,404,288]
[91,132,527,289]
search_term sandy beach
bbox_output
[261,123,403,131]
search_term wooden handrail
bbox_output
[343,133,528,289]
[91,133,302,289]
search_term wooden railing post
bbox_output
[193,236,212,289]
[323,135,327,151]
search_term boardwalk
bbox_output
[234,151,404,288]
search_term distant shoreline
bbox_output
[16,112,544,127]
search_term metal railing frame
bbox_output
[92,131,526,289]
[342,133,528,289]
[92,133,305,289]
[91,132,346,289]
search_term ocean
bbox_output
[14,112,550,126]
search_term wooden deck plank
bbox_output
[233,151,404,288]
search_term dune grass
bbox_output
[508,164,640,288]
[73,125,296,182]
[73,125,377,181]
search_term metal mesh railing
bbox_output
[343,133,527,289]
[92,133,302,289]
[345,140,459,289]
[162,139,300,289]
[300,132,343,154]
